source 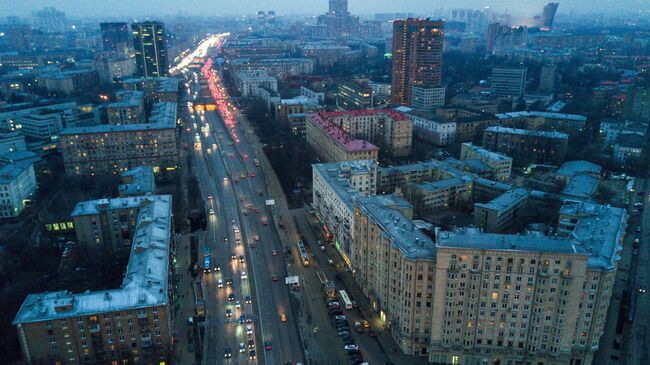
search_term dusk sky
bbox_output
[1,0,648,18]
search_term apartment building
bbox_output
[312,160,377,265]
[305,112,379,163]
[495,111,587,134]
[234,70,278,97]
[337,79,374,110]
[14,195,173,365]
[307,110,413,158]
[405,176,473,213]
[353,195,436,356]
[474,188,530,233]
[483,126,568,166]
[121,77,179,104]
[60,102,178,175]
[0,129,27,154]
[460,142,513,181]
[228,58,314,80]
[490,68,527,97]
[411,86,446,113]
[0,161,37,218]
[396,107,456,146]
[107,90,145,125]
[431,229,589,365]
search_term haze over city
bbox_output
[0,1,649,365]
[1,0,650,17]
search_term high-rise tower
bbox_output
[131,21,168,78]
[390,19,445,106]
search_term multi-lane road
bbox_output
[180,39,305,365]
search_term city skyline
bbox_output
[1,0,649,18]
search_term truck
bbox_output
[202,245,211,273]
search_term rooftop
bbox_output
[476,187,529,212]
[495,111,586,122]
[14,195,172,324]
[0,162,32,184]
[462,142,512,162]
[307,112,379,153]
[614,133,645,148]
[313,160,376,211]
[119,166,155,197]
[107,90,144,109]
[485,126,569,139]
[562,174,600,198]
[355,195,436,260]
[436,227,586,255]
[61,102,176,135]
[565,201,627,270]
[557,160,602,178]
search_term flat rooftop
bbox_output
[495,111,586,122]
[108,90,144,109]
[307,112,379,153]
[475,187,529,212]
[436,227,586,255]
[119,166,155,196]
[462,142,512,162]
[355,195,436,260]
[14,195,172,324]
[313,160,376,211]
[485,126,569,139]
[61,102,176,135]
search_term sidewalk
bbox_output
[294,207,429,365]
[172,233,200,365]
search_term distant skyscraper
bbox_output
[31,7,66,34]
[390,19,444,106]
[131,21,168,78]
[100,22,131,56]
[540,2,559,30]
[329,0,348,15]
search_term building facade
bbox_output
[482,126,568,166]
[100,22,131,56]
[460,142,513,181]
[491,68,527,97]
[107,91,145,125]
[306,112,379,162]
[391,19,444,106]
[0,162,37,218]
[131,22,168,78]
[60,102,178,175]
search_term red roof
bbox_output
[317,109,410,121]
[307,112,379,153]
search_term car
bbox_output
[243,154,249,159]
[246,317,253,324]
[327,301,340,307]
[239,255,245,263]
[342,338,355,346]
[228,294,235,301]
[224,347,232,358]
[207,195,213,200]
[246,203,253,209]
[328,258,334,265]
[263,220,269,226]
[250,242,256,248]
[272,275,279,281]
[223,236,229,243]
[231,253,237,260]
[330,310,343,316]
[240,197,245,202]
[241,271,248,280]
[246,324,253,335]
[226,309,232,317]
[280,313,287,322]
[264,341,272,350]
[209,208,215,215]
[328,305,341,311]
[633,249,639,255]
[253,235,260,241]
[239,343,246,353]
[362,320,370,329]
[226,278,233,286]
[239,315,245,324]
[243,210,249,216]
[636,226,642,233]
[217,279,223,288]
[272,250,278,256]
[235,300,241,309]
[254,208,260,213]
[249,350,256,360]
[338,330,350,337]
[344,344,359,351]
[215,265,221,272]
[248,338,255,349]
[368,329,377,337]
[245,295,252,304]
[250,172,256,177]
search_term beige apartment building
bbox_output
[60,102,178,175]
[14,195,174,365]
[306,112,379,163]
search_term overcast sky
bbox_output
[1,0,648,18]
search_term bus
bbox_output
[297,240,309,267]
[202,245,211,273]
[194,282,205,317]
[338,290,353,310]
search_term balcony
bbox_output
[136,311,148,319]
[88,324,100,333]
